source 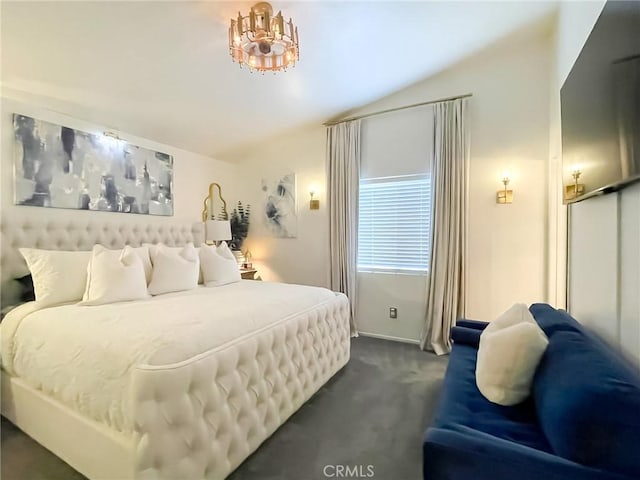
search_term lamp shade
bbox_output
[205,220,232,242]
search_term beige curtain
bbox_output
[327,120,361,335]
[421,98,469,354]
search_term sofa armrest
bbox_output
[423,426,631,480]
[451,326,482,347]
[456,319,489,330]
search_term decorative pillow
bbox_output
[483,303,536,335]
[200,242,241,287]
[196,247,203,284]
[148,243,199,295]
[16,274,35,302]
[81,245,149,306]
[147,243,172,263]
[19,248,91,307]
[147,243,204,284]
[130,245,152,285]
[475,303,549,406]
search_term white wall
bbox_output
[619,185,640,363]
[1,92,238,227]
[569,193,619,338]
[555,1,607,87]
[352,25,552,333]
[230,25,553,342]
[568,184,640,365]
[229,127,330,288]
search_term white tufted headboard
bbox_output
[0,209,204,308]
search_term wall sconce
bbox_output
[564,169,585,200]
[496,175,513,204]
[309,187,320,210]
[201,182,228,222]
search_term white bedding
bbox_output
[1,281,339,433]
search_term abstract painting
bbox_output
[261,173,297,238]
[13,114,174,216]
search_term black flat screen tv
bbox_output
[561,0,640,204]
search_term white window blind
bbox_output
[358,175,431,274]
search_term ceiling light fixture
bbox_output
[229,2,299,73]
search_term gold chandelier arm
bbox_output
[201,182,228,222]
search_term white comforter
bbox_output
[1,281,339,433]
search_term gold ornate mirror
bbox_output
[201,182,228,221]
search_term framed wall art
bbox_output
[13,114,174,216]
[261,172,297,238]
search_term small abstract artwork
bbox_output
[13,114,174,216]
[261,173,297,238]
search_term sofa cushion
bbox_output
[451,326,483,347]
[533,329,640,478]
[529,303,583,337]
[456,319,489,331]
[433,342,552,453]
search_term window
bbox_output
[358,175,431,274]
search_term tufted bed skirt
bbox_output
[0,211,352,479]
[2,290,351,479]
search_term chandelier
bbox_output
[229,2,299,73]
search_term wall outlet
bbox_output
[389,307,397,319]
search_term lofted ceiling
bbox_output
[1,1,557,160]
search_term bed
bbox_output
[0,212,351,479]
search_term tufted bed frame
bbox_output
[0,210,351,479]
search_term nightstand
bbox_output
[240,268,258,280]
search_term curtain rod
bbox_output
[323,93,472,127]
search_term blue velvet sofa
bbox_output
[423,303,640,480]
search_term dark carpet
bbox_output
[1,336,448,480]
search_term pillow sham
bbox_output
[200,242,241,287]
[148,243,199,295]
[19,248,91,307]
[16,274,35,302]
[130,245,152,284]
[146,243,203,284]
[476,303,549,406]
[483,302,536,335]
[81,245,149,306]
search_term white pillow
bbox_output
[130,245,152,285]
[146,242,204,284]
[146,243,173,263]
[200,242,241,287]
[81,245,149,306]
[148,243,199,295]
[476,303,549,406]
[484,303,536,334]
[19,248,91,307]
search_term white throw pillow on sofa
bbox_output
[200,242,241,287]
[476,303,549,406]
[19,248,91,307]
[148,243,199,295]
[484,303,536,334]
[81,245,149,306]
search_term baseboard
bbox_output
[358,331,420,345]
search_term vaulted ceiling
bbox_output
[2,1,557,159]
